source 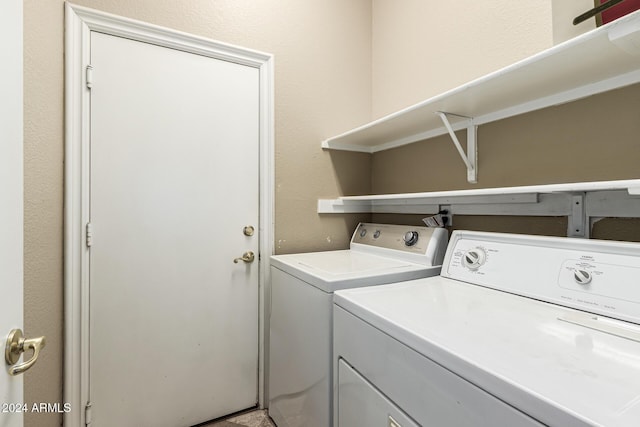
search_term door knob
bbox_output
[243,226,255,236]
[5,329,46,376]
[233,251,255,264]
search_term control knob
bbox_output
[463,248,486,270]
[403,231,419,246]
[574,269,592,285]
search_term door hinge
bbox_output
[86,65,94,89]
[86,222,93,247]
[85,402,93,426]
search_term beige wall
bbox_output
[23,1,372,425]
[552,0,596,44]
[371,0,554,118]
[370,0,600,119]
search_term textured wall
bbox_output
[371,0,554,118]
[552,0,596,44]
[23,1,371,426]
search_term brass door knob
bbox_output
[5,329,46,376]
[233,251,255,264]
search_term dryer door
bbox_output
[337,359,418,427]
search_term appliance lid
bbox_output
[271,250,440,293]
[285,250,415,275]
[334,277,640,427]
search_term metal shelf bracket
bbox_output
[568,193,587,238]
[436,112,477,183]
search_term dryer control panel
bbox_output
[443,231,640,325]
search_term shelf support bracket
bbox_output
[567,193,588,238]
[436,112,477,183]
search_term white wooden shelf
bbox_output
[322,10,640,157]
[318,179,640,238]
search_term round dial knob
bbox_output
[463,248,486,270]
[403,231,419,246]
[359,228,367,238]
[574,269,592,285]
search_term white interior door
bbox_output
[1,2,24,426]
[89,32,260,427]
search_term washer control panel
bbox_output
[351,223,443,255]
[443,231,640,324]
[350,222,449,266]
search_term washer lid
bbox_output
[334,278,640,427]
[271,250,440,293]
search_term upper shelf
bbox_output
[322,10,640,153]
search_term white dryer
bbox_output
[268,223,447,427]
[334,231,640,427]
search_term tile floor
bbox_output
[202,409,276,427]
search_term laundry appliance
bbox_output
[334,230,640,427]
[268,222,448,427]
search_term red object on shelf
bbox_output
[599,0,640,24]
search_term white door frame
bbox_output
[1,1,23,426]
[64,4,274,427]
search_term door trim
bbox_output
[64,4,274,427]
[1,1,23,425]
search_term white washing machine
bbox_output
[268,223,448,427]
[334,231,640,427]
